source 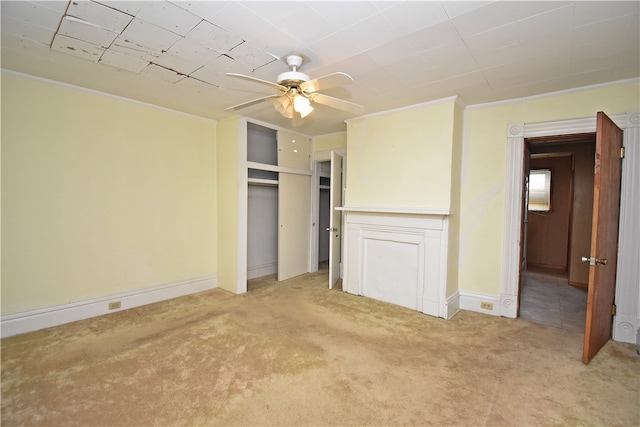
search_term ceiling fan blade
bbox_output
[225,94,282,111]
[300,72,353,93]
[310,93,363,115]
[226,73,287,92]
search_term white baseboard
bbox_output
[459,292,502,317]
[613,315,639,344]
[0,275,217,338]
[247,262,277,280]
[445,292,460,319]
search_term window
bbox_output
[528,169,551,211]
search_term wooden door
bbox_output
[278,173,311,281]
[582,112,623,364]
[328,152,342,289]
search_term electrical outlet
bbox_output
[108,301,121,310]
[480,302,493,310]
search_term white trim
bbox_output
[345,96,461,122]
[467,78,640,111]
[1,69,217,123]
[338,206,450,215]
[459,292,502,317]
[503,111,640,345]
[445,292,460,319]
[246,161,313,176]
[0,275,217,338]
[237,119,249,294]
[613,113,640,343]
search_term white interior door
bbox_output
[328,152,343,289]
[278,173,311,281]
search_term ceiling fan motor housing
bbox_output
[277,54,310,87]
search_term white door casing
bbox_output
[328,152,343,289]
[502,111,640,344]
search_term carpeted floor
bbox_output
[2,270,639,426]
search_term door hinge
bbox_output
[620,146,625,159]
[612,304,617,316]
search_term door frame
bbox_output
[501,112,640,344]
[310,148,346,273]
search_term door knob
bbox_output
[326,227,338,232]
[581,256,608,266]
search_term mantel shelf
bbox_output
[336,206,450,216]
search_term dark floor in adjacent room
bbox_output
[519,266,588,333]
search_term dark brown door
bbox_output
[582,112,623,364]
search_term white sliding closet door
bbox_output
[278,173,311,281]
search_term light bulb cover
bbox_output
[293,94,313,118]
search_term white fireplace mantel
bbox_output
[340,208,450,319]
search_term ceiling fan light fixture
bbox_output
[272,95,295,119]
[293,94,313,118]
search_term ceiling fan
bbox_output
[225,53,363,119]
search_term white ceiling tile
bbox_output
[99,48,148,73]
[245,27,302,60]
[175,75,219,93]
[189,64,229,87]
[572,14,638,48]
[339,13,401,52]
[574,0,639,27]
[51,33,105,62]
[500,1,573,22]
[119,18,182,52]
[66,0,133,33]
[485,71,529,91]
[152,51,204,75]
[308,32,362,64]
[109,36,161,62]
[570,54,619,74]
[518,33,572,60]
[93,1,145,16]
[0,32,53,56]
[226,42,278,70]
[243,2,334,46]
[307,1,380,30]
[514,5,573,43]
[367,39,419,67]
[382,55,435,88]
[58,16,118,48]
[31,1,70,14]
[167,38,218,63]
[464,24,519,53]
[1,15,56,45]
[168,1,228,20]
[185,20,243,54]
[136,1,202,36]
[142,63,186,83]
[382,1,448,36]
[481,62,528,82]
[242,1,313,27]
[208,2,272,40]
[440,1,493,19]
[468,43,522,69]
[1,1,64,29]
[450,2,519,39]
[403,20,463,53]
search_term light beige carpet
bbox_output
[2,270,639,426]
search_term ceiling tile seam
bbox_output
[443,16,492,90]
[47,1,71,49]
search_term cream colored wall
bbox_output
[459,81,640,297]
[1,73,217,314]
[346,101,456,210]
[313,132,346,152]
[215,116,241,293]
